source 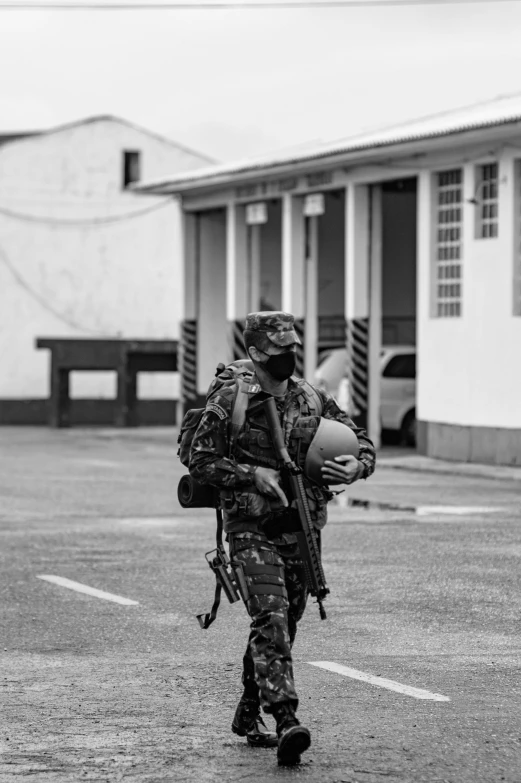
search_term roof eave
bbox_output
[133,115,521,197]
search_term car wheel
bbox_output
[400,409,416,447]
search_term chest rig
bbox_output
[233,378,323,470]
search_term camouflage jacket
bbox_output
[189,375,376,534]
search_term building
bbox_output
[0,116,212,424]
[135,95,521,466]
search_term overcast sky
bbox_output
[1,0,521,162]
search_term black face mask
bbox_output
[260,350,296,381]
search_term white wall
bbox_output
[0,118,210,401]
[417,148,521,429]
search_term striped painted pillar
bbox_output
[229,320,248,362]
[180,319,200,412]
[294,318,305,377]
[346,317,369,424]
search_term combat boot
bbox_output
[273,702,311,766]
[231,698,278,748]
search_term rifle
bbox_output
[262,397,330,620]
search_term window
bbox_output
[382,353,416,380]
[123,150,140,189]
[434,169,463,317]
[476,163,499,239]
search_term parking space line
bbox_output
[336,496,502,517]
[415,505,500,516]
[36,575,139,605]
[308,661,450,702]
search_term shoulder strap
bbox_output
[294,378,323,417]
[228,376,250,459]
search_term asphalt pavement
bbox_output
[1,427,520,783]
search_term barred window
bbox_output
[434,169,463,317]
[476,163,499,239]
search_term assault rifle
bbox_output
[262,397,330,620]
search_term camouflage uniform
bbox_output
[189,312,376,715]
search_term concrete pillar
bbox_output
[367,185,382,450]
[281,193,305,374]
[345,184,370,429]
[345,183,382,447]
[227,202,248,360]
[304,215,319,380]
[180,211,199,411]
[282,193,305,316]
[247,224,261,313]
[183,211,198,320]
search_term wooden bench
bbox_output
[36,338,178,428]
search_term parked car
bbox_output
[313,345,416,445]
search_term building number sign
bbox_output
[304,193,325,217]
[246,202,268,225]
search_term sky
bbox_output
[1,0,521,162]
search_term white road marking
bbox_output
[415,505,500,516]
[335,495,502,517]
[308,661,450,702]
[37,575,139,605]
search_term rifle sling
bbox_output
[197,508,225,630]
[196,582,222,629]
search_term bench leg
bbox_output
[50,367,70,428]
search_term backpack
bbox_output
[177,357,324,471]
[177,359,255,468]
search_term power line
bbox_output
[0,0,519,9]
[0,197,172,226]
[0,243,117,336]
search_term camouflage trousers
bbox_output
[228,531,309,714]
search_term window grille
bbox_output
[434,169,463,317]
[476,163,499,239]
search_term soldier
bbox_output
[189,311,376,765]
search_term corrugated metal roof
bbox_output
[135,93,521,194]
